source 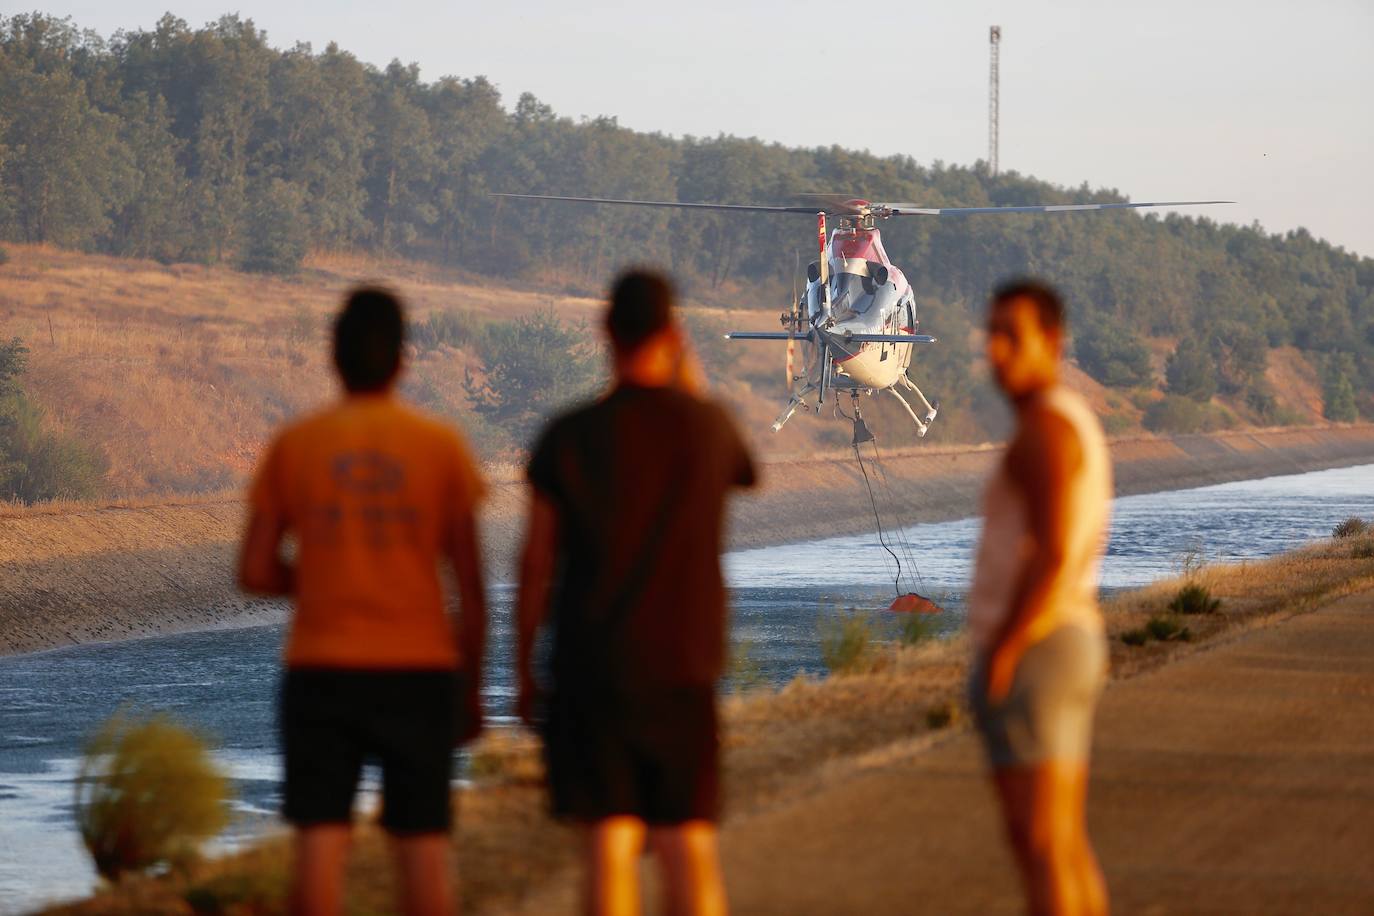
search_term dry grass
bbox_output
[6,243,1333,504]
[0,244,846,498]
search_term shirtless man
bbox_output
[968,279,1111,916]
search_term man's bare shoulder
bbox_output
[1008,398,1083,485]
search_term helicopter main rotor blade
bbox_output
[873,200,1233,216]
[490,193,823,215]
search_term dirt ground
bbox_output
[504,590,1374,915]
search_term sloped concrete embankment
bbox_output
[3,425,1374,657]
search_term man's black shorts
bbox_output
[543,685,718,825]
[280,669,455,834]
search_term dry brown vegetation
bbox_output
[45,534,1374,915]
[0,244,1331,504]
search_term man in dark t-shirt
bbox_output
[517,270,756,916]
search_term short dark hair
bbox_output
[606,270,675,352]
[333,286,404,392]
[990,278,1066,332]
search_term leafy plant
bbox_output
[1121,628,1149,647]
[897,611,939,646]
[1168,583,1221,615]
[0,337,107,503]
[1332,516,1369,539]
[819,610,878,676]
[728,637,767,693]
[75,713,229,881]
[1145,614,1192,642]
[925,701,960,730]
[464,308,601,444]
[1071,318,1153,389]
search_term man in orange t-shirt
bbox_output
[239,286,487,916]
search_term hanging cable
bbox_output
[867,438,927,594]
[853,442,904,599]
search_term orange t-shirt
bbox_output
[249,394,485,670]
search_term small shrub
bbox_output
[1353,540,1374,560]
[1172,541,1206,580]
[1101,412,1134,437]
[1332,516,1369,539]
[75,713,229,881]
[1168,582,1221,615]
[1145,615,1192,642]
[819,610,878,675]
[0,245,9,265]
[925,701,960,730]
[413,310,476,352]
[184,870,281,915]
[728,637,768,692]
[1121,628,1149,647]
[897,611,938,646]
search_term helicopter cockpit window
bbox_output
[828,260,898,318]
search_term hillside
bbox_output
[0,243,1336,500]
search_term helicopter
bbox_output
[491,193,1231,446]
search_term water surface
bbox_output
[2,463,1371,913]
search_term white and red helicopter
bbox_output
[492,193,1230,445]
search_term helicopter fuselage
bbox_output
[800,224,919,392]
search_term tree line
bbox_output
[1,12,1371,427]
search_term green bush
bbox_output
[0,395,108,502]
[0,245,9,265]
[238,179,309,275]
[1145,615,1192,642]
[728,637,767,693]
[925,701,960,730]
[897,611,939,646]
[1101,412,1134,437]
[1165,338,1218,402]
[1121,628,1149,647]
[1332,517,1369,539]
[75,713,229,881]
[1143,395,1234,435]
[819,611,878,675]
[464,308,601,444]
[0,337,107,503]
[1321,354,1359,423]
[1143,395,1205,433]
[1168,583,1221,615]
[1072,319,1153,388]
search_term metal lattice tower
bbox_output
[988,25,1001,176]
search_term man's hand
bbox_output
[984,641,1022,705]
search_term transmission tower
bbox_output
[988,25,1001,176]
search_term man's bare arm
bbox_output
[237,510,293,597]
[515,492,559,725]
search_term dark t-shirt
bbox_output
[527,384,758,691]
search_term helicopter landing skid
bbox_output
[887,387,932,437]
[770,382,817,433]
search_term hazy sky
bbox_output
[21,1,1374,257]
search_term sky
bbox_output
[19,0,1374,257]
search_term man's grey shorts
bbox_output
[969,625,1107,768]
